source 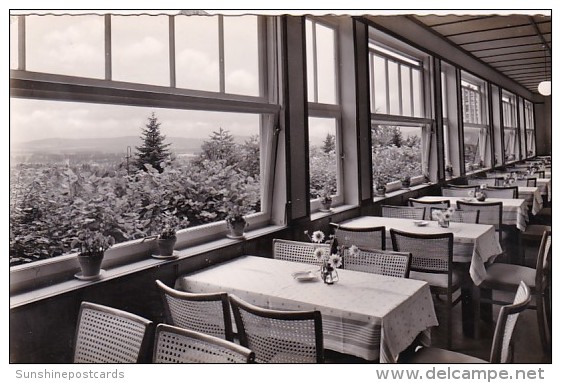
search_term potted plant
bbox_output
[157,213,180,257]
[374,174,389,196]
[401,175,411,188]
[225,201,250,239]
[318,185,333,211]
[445,164,454,178]
[71,229,115,279]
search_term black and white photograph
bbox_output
[7,2,554,380]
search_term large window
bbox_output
[441,61,460,179]
[369,29,431,190]
[10,14,276,267]
[502,90,519,163]
[306,18,342,210]
[524,99,536,157]
[461,73,490,173]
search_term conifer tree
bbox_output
[134,112,171,173]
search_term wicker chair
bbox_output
[467,178,498,187]
[407,281,531,363]
[156,280,234,341]
[485,186,518,198]
[441,185,479,197]
[480,230,551,352]
[429,207,480,224]
[73,302,153,363]
[390,229,460,349]
[456,200,503,241]
[505,178,536,187]
[344,248,411,278]
[229,294,324,363]
[272,239,331,266]
[408,198,450,221]
[330,223,386,251]
[153,324,254,363]
[381,205,425,220]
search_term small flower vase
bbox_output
[401,179,411,188]
[226,217,248,238]
[438,219,450,228]
[320,264,339,285]
[476,192,486,202]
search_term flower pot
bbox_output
[157,236,177,257]
[320,200,332,212]
[77,252,104,277]
[375,186,386,197]
[227,218,248,238]
[401,179,411,188]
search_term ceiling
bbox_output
[412,14,551,95]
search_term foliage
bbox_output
[309,145,337,199]
[10,127,260,266]
[322,133,336,154]
[71,229,115,256]
[159,213,182,239]
[135,112,171,173]
[371,124,422,188]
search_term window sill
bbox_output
[310,203,357,221]
[9,224,285,309]
[373,182,433,202]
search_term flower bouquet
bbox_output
[304,230,357,284]
[432,207,456,228]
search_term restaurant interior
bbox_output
[9,10,552,364]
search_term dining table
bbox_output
[518,186,544,215]
[418,195,530,231]
[176,255,438,363]
[488,172,552,202]
[339,215,504,339]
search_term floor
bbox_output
[325,239,552,364]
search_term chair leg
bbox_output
[446,292,452,350]
[544,287,552,335]
[536,294,550,352]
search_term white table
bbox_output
[518,186,544,215]
[176,255,438,363]
[339,215,502,286]
[489,172,551,202]
[419,195,529,232]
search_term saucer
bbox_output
[75,269,105,281]
[152,251,179,259]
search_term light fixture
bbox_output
[538,44,551,96]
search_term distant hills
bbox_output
[11,135,251,155]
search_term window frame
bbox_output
[9,13,281,288]
[305,16,344,212]
[460,73,490,174]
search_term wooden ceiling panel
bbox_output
[450,25,537,45]
[473,43,548,58]
[485,51,549,63]
[461,35,543,51]
[491,57,551,68]
[412,14,485,27]
[432,15,531,36]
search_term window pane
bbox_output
[175,15,219,92]
[373,55,387,114]
[112,15,170,86]
[504,129,519,162]
[315,23,336,104]
[26,15,104,78]
[401,66,412,117]
[224,15,260,96]
[412,68,423,117]
[306,20,316,102]
[10,16,18,69]
[463,126,481,170]
[371,124,423,187]
[388,61,400,115]
[309,117,338,199]
[10,98,262,265]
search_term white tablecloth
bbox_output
[420,195,529,231]
[518,186,544,215]
[340,215,502,286]
[176,255,438,363]
[537,178,552,202]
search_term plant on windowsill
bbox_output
[156,213,181,257]
[318,185,333,212]
[225,201,250,239]
[374,174,389,196]
[445,164,454,178]
[71,229,115,279]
